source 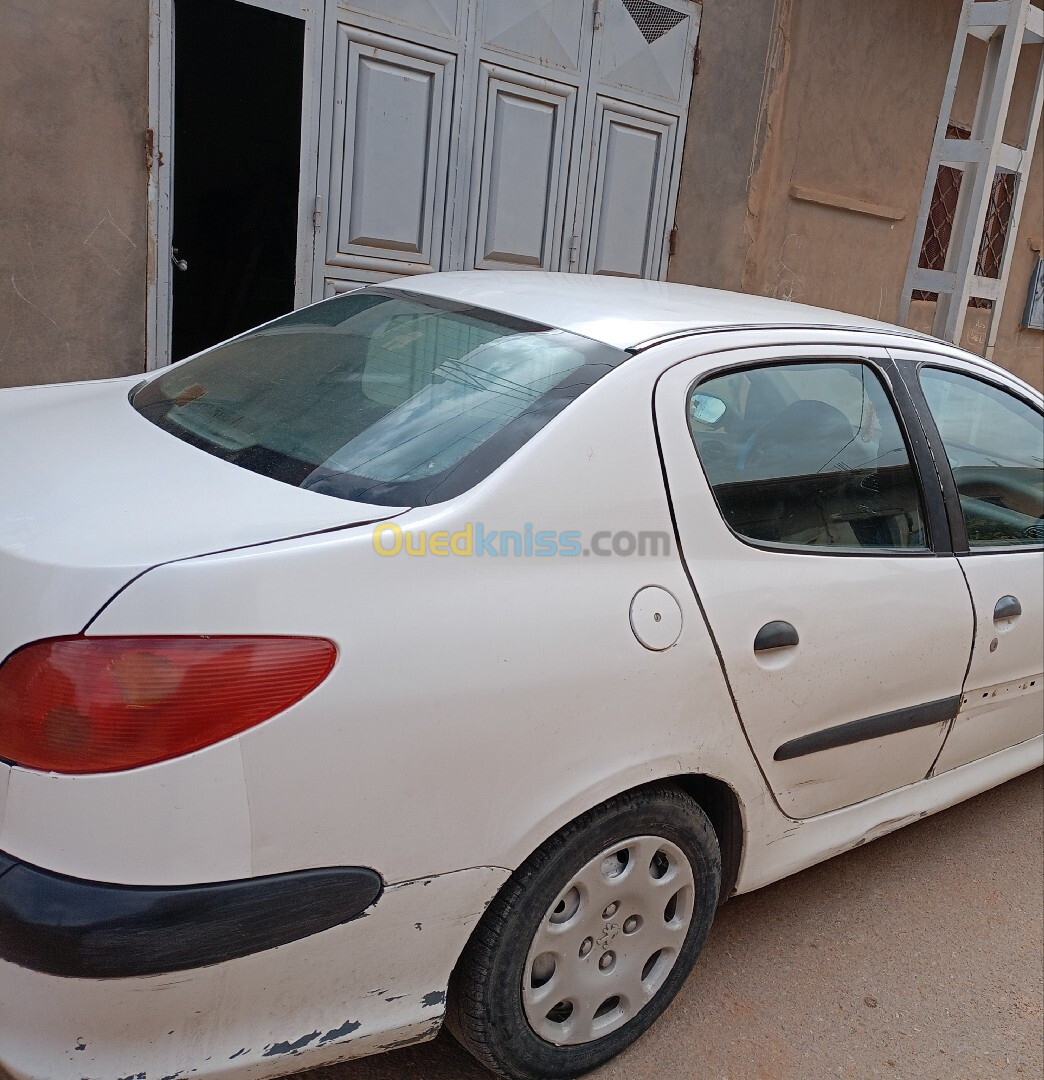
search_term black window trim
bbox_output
[893,354,1044,557]
[683,352,953,559]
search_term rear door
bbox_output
[893,352,1044,773]
[655,342,975,818]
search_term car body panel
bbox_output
[0,865,508,1080]
[0,377,403,661]
[934,549,1044,772]
[654,341,975,818]
[397,271,903,349]
[887,347,1044,773]
[736,728,1043,893]
[0,739,252,885]
[1,739,1039,1080]
[29,353,763,885]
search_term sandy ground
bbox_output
[298,768,1044,1080]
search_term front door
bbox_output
[894,352,1044,773]
[655,343,975,818]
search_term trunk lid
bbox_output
[0,377,401,659]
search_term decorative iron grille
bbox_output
[913,123,1018,307]
[976,169,1017,280]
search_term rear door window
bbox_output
[688,361,929,550]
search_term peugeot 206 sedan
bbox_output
[0,273,1041,1080]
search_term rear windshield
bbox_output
[133,289,628,505]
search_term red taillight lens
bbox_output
[0,636,336,773]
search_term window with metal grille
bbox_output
[913,123,1018,307]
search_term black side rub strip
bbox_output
[0,851,382,979]
[773,696,961,761]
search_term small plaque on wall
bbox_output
[1023,257,1044,330]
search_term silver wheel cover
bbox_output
[522,835,695,1045]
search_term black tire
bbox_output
[447,786,721,1079]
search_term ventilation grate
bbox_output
[621,0,687,44]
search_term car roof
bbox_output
[394,271,917,351]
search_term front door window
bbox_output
[918,367,1044,548]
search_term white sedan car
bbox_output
[0,273,1041,1080]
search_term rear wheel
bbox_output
[447,787,721,1079]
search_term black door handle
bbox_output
[754,620,799,652]
[994,595,1022,620]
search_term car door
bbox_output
[655,342,975,818]
[893,352,1044,773]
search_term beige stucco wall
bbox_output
[1,0,1040,390]
[673,0,1044,390]
[0,0,149,389]
[669,0,784,295]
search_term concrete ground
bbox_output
[299,769,1044,1080]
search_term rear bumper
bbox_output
[0,850,382,978]
[0,864,509,1080]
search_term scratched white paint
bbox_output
[0,867,509,1080]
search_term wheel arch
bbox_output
[666,773,745,903]
[498,769,748,911]
[583,773,746,904]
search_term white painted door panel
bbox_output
[479,0,589,73]
[337,0,463,40]
[466,65,578,270]
[595,0,695,103]
[326,28,455,273]
[655,346,974,819]
[889,350,1044,771]
[574,0,700,278]
[934,551,1044,772]
[460,1,592,273]
[580,99,676,277]
[310,0,701,296]
[324,277,375,296]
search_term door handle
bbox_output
[994,595,1022,620]
[754,620,799,652]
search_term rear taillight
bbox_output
[0,636,336,773]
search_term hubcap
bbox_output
[522,835,695,1045]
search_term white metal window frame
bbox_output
[900,0,1044,358]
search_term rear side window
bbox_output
[918,367,1044,548]
[688,361,928,550]
[133,290,627,505]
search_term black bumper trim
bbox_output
[0,851,382,979]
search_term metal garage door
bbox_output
[313,0,702,297]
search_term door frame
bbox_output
[146,0,323,370]
[146,0,174,371]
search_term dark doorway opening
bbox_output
[171,0,304,361]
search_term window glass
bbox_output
[919,367,1044,548]
[688,362,928,550]
[133,290,627,506]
